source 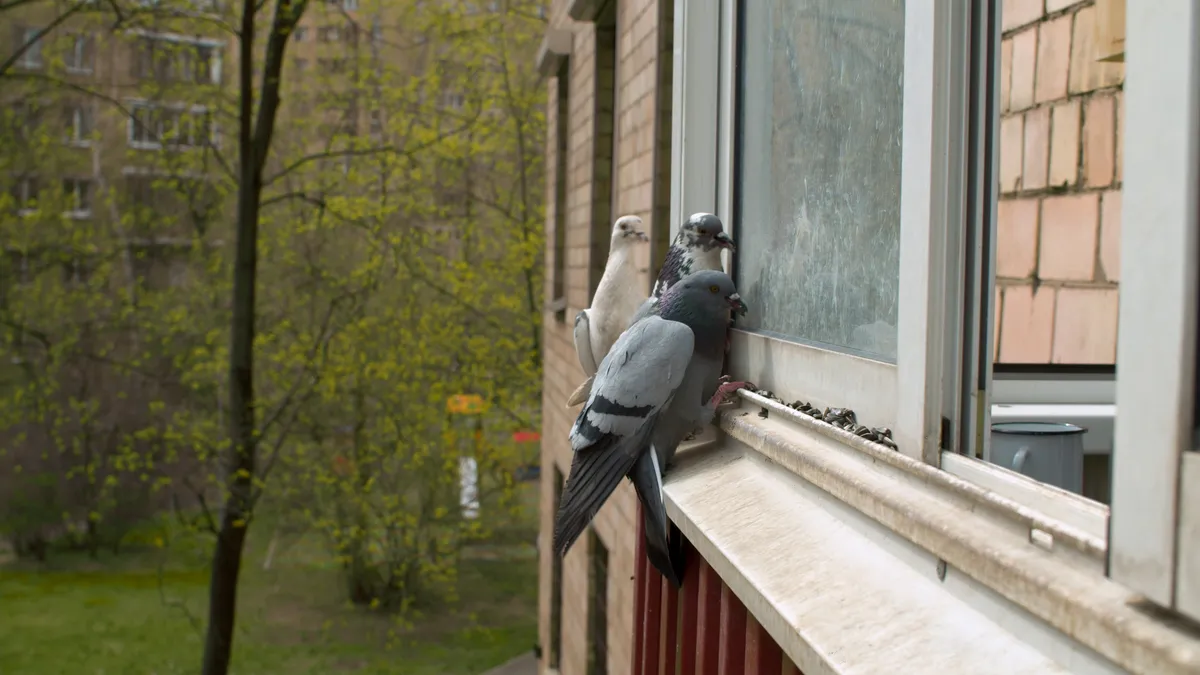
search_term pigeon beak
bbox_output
[727,293,748,317]
[633,229,650,242]
[714,232,735,251]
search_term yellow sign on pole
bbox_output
[446,394,487,415]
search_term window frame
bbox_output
[1109,0,1200,620]
[64,102,94,147]
[679,0,966,462]
[127,100,216,150]
[129,31,223,85]
[62,178,92,219]
[66,33,94,74]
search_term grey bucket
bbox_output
[989,422,1086,495]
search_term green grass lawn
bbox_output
[0,484,541,675]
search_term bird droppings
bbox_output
[744,386,900,452]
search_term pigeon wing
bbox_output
[573,309,598,376]
[553,316,695,557]
[565,298,660,409]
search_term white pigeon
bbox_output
[566,213,735,407]
[570,215,649,386]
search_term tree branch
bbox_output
[0,1,86,77]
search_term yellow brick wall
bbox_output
[538,1,670,673]
[995,0,1124,364]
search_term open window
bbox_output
[675,0,1154,603]
[1108,0,1200,625]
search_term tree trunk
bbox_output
[199,0,307,672]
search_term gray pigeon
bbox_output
[552,270,751,587]
[565,213,734,407]
[571,215,650,381]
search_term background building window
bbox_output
[550,61,569,322]
[16,27,43,69]
[587,530,608,675]
[737,0,905,362]
[64,103,94,145]
[587,2,617,301]
[62,178,92,217]
[133,37,221,85]
[129,103,213,149]
[66,33,95,73]
[9,176,39,213]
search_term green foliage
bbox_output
[0,0,547,631]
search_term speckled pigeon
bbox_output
[651,212,734,298]
[566,213,734,407]
[552,270,752,587]
[570,215,650,383]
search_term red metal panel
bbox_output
[696,560,722,675]
[659,576,680,675]
[783,659,803,675]
[632,510,648,675]
[717,582,748,675]
[679,540,701,675]
[745,614,783,674]
[641,543,664,675]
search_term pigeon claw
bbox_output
[711,380,754,406]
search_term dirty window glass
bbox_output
[736,0,905,362]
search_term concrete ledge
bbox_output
[566,0,603,21]
[536,29,572,78]
[661,398,1200,674]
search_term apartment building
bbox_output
[3,2,229,291]
[536,0,1200,674]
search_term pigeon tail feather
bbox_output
[631,448,684,587]
[553,421,654,557]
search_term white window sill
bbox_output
[660,396,1200,674]
[65,140,92,149]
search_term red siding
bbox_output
[631,505,804,675]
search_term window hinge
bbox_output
[940,416,952,451]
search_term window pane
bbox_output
[736,0,905,361]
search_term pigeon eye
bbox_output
[709,285,720,293]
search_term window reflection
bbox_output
[737,0,905,362]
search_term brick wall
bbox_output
[538,1,671,674]
[995,0,1124,364]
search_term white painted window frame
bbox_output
[62,177,92,219]
[128,30,224,85]
[66,33,94,74]
[1109,0,1200,622]
[19,27,43,69]
[673,0,962,463]
[127,99,216,150]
